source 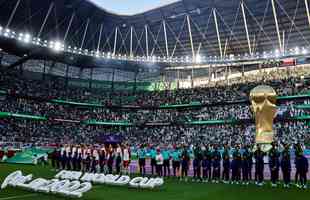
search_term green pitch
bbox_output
[0,164,309,200]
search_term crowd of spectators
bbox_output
[1,65,310,106]
[0,65,310,148]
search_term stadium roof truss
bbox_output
[0,0,310,72]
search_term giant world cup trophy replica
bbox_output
[250,85,277,151]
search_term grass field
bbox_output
[0,163,309,200]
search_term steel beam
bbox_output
[163,20,169,57]
[97,24,103,52]
[271,0,283,52]
[37,2,54,38]
[305,0,310,29]
[187,15,195,59]
[6,0,21,29]
[80,18,90,49]
[145,25,149,58]
[130,26,133,57]
[64,13,75,42]
[213,9,223,59]
[241,0,252,55]
[113,27,118,56]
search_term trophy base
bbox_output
[258,143,272,152]
[252,143,272,152]
[256,131,273,144]
[255,131,273,152]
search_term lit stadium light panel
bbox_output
[48,40,64,52]
[186,56,190,62]
[295,47,300,55]
[22,33,31,43]
[95,51,100,58]
[195,54,202,63]
[263,51,268,59]
[4,29,10,37]
[2,24,310,65]
[229,54,235,61]
[275,49,280,58]
[302,48,308,55]
[18,33,23,41]
[54,41,63,51]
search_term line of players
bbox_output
[51,144,132,175]
[50,142,309,189]
[137,142,308,188]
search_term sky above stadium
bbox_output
[89,0,179,15]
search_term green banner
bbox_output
[69,78,154,91]
[84,120,133,126]
[186,119,237,125]
[0,90,7,95]
[160,101,202,109]
[51,99,104,107]
[0,112,10,118]
[5,148,51,165]
[291,115,310,120]
[277,93,310,100]
[295,104,310,109]
[0,112,47,120]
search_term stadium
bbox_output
[0,0,309,199]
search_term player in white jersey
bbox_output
[156,149,164,177]
[76,145,83,171]
[65,145,72,170]
[60,145,66,169]
[65,145,71,157]
[122,144,131,175]
[82,146,88,172]
[72,146,77,157]
[115,144,123,174]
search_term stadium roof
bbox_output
[0,0,310,71]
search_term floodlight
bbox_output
[53,41,62,51]
[275,49,280,58]
[23,33,31,43]
[195,54,202,63]
[295,47,300,55]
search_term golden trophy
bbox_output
[250,85,277,151]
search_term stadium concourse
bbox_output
[0,0,310,199]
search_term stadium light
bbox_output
[295,47,300,55]
[4,29,10,37]
[3,24,310,65]
[275,49,280,58]
[263,51,268,59]
[186,56,190,62]
[48,40,63,52]
[24,33,31,43]
[229,54,235,61]
[195,54,202,63]
[18,33,23,41]
[17,33,31,43]
[95,51,100,58]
